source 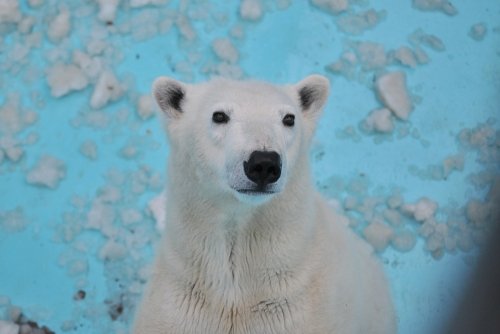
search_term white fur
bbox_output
[132,76,396,334]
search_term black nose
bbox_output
[243,151,281,187]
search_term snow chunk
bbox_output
[120,208,143,226]
[336,9,385,35]
[28,0,44,7]
[0,207,28,233]
[47,63,89,98]
[129,0,168,8]
[136,95,155,120]
[0,137,24,162]
[469,23,487,41]
[67,259,89,276]
[79,140,98,160]
[391,230,417,252]
[412,0,457,16]
[212,38,239,64]
[392,46,418,68]
[375,71,412,120]
[402,197,438,222]
[26,155,66,189]
[99,240,127,261]
[148,191,167,232]
[363,221,394,252]
[310,0,348,14]
[97,0,120,24]
[0,320,19,334]
[409,29,446,52]
[354,41,387,71]
[176,15,196,41]
[466,199,490,227]
[362,108,394,133]
[73,51,103,80]
[48,7,71,43]
[240,0,263,21]
[442,154,464,178]
[0,1,22,24]
[86,201,116,234]
[90,70,124,109]
[0,95,37,135]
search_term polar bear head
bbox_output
[153,75,329,205]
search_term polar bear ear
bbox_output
[294,75,330,117]
[152,77,187,119]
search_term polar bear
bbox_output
[132,75,396,334]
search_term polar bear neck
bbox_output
[162,148,320,295]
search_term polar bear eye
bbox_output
[282,114,295,127]
[212,111,230,124]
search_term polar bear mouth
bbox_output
[236,189,277,195]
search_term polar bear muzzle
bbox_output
[243,150,281,189]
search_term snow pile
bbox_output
[468,23,487,41]
[90,70,125,109]
[412,0,458,16]
[46,63,89,98]
[336,9,386,36]
[0,207,28,233]
[310,0,348,15]
[239,0,264,21]
[375,71,413,120]
[47,7,71,43]
[26,155,66,189]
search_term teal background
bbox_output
[0,0,499,333]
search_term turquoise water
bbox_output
[0,0,499,333]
